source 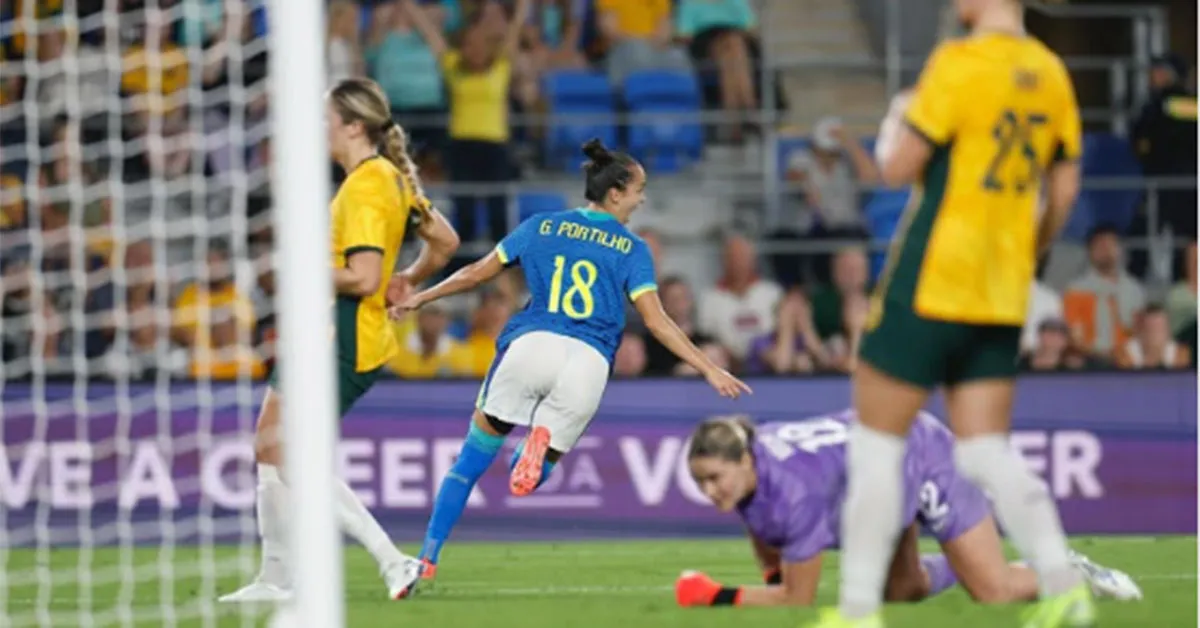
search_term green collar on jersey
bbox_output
[575,208,617,222]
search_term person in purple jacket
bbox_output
[675,411,1142,608]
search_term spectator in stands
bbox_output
[1063,225,1146,357]
[743,290,820,375]
[1132,53,1197,256]
[1166,240,1197,335]
[822,291,867,372]
[613,332,648,377]
[171,241,256,352]
[1018,319,1080,372]
[809,246,869,341]
[188,309,268,381]
[515,0,587,115]
[675,0,759,140]
[775,116,878,286]
[388,304,472,378]
[121,8,190,122]
[368,1,446,160]
[1022,263,1064,353]
[596,0,692,85]
[404,0,529,243]
[635,226,665,276]
[462,287,513,377]
[0,256,67,375]
[327,1,364,87]
[32,24,110,133]
[698,234,782,364]
[1115,304,1191,370]
[0,172,26,233]
[642,276,717,375]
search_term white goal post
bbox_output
[268,0,344,626]
[0,0,342,625]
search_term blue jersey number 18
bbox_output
[548,255,598,320]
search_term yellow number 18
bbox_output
[548,255,598,320]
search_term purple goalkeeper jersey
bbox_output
[736,409,989,563]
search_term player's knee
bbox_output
[255,441,281,467]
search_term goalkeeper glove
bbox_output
[675,570,742,607]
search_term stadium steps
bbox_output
[762,0,889,136]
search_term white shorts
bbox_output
[476,331,610,453]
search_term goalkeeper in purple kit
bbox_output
[674,410,1142,608]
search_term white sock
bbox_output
[256,463,291,587]
[955,435,1080,597]
[334,479,409,573]
[839,423,908,619]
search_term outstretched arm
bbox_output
[404,252,506,310]
[499,0,533,59]
[634,291,752,398]
[675,554,823,607]
[400,0,449,57]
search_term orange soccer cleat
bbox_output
[510,426,551,497]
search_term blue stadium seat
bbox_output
[543,71,617,171]
[622,70,703,173]
[517,191,569,222]
[1077,132,1143,237]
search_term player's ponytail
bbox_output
[688,415,757,463]
[380,122,426,200]
[581,138,638,204]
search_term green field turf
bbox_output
[3,536,1195,627]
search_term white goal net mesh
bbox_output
[1,1,272,625]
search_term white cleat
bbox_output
[384,558,424,600]
[1070,551,1144,601]
[218,581,294,603]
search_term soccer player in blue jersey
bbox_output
[394,139,751,581]
[674,411,1142,608]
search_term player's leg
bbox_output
[326,366,422,598]
[945,327,1081,598]
[941,515,1039,603]
[946,326,1093,625]
[420,336,549,570]
[219,387,293,602]
[420,409,514,573]
[881,524,933,603]
[510,336,609,496]
[837,306,943,620]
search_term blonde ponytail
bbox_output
[380,123,431,225]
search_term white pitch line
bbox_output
[3,573,1194,607]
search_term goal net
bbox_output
[1,1,274,625]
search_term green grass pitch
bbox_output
[4,536,1196,627]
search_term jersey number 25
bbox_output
[982,108,1048,194]
[548,255,598,320]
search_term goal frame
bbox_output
[268,0,344,626]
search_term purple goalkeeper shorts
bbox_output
[912,427,991,544]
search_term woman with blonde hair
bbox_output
[218,77,460,603]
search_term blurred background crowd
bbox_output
[0,0,1195,382]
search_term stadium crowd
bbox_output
[0,0,1195,382]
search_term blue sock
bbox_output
[420,423,504,564]
[509,440,557,491]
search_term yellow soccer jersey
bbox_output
[881,33,1082,326]
[330,156,431,372]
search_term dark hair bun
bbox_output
[581,138,612,165]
